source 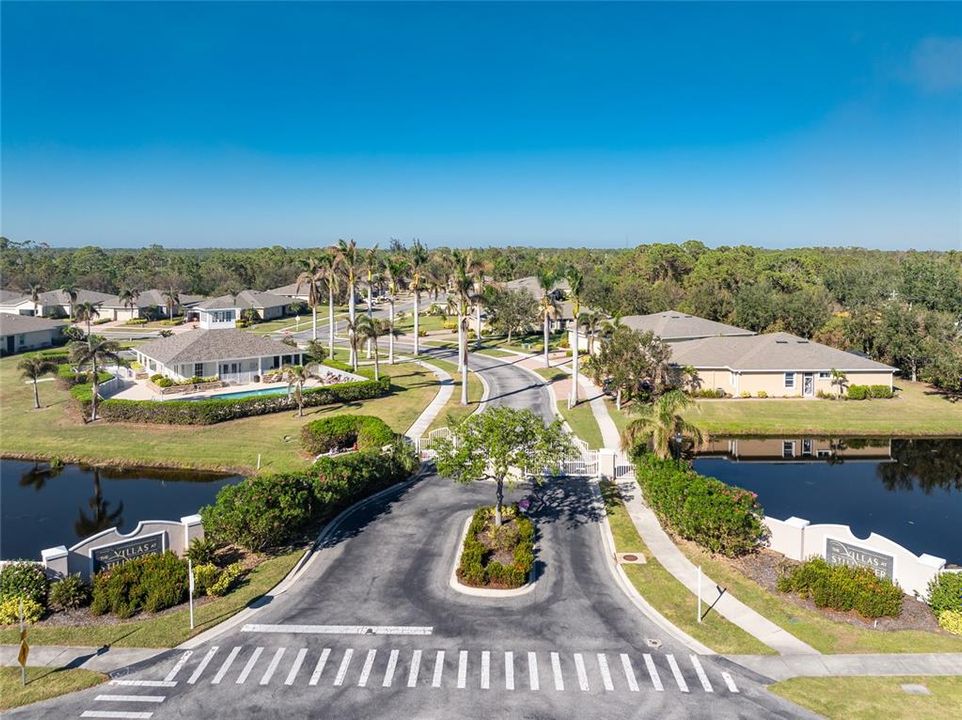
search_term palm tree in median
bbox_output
[566,268,585,409]
[384,255,409,365]
[280,363,318,417]
[73,301,102,348]
[471,261,489,348]
[535,269,559,367]
[59,284,78,320]
[333,239,363,368]
[19,356,58,409]
[69,336,122,422]
[407,240,429,357]
[318,250,340,358]
[296,256,324,341]
[447,250,477,405]
[118,286,139,322]
[363,244,381,358]
[620,389,706,459]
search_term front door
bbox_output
[803,372,814,397]
[5,335,14,354]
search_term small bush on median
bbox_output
[48,574,91,611]
[927,572,962,615]
[300,415,395,455]
[456,506,535,589]
[776,557,903,619]
[0,562,48,608]
[207,562,245,597]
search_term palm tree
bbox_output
[118,286,139,321]
[471,261,488,348]
[580,310,603,356]
[384,255,409,364]
[60,284,78,320]
[74,469,124,539]
[24,282,43,316]
[280,364,318,417]
[830,368,848,397]
[408,240,429,356]
[566,268,585,408]
[343,316,363,372]
[73,301,102,347]
[333,239,363,368]
[69,336,121,422]
[535,269,559,367]
[363,244,381,358]
[620,389,706,459]
[446,250,477,404]
[18,356,58,409]
[357,316,396,381]
[296,257,324,341]
[161,286,180,319]
[318,250,340,358]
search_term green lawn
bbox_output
[0,667,106,711]
[770,676,962,720]
[393,313,454,334]
[248,308,349,335]
[425,358,484,432]
[532,368,605,448]
[675,539,962,654]
[0,549,303,648]
[474,348,516,358]
[600,482,774,655]
[0,355,440,474]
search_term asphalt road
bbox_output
[11,341,815,720]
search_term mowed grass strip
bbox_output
[769,676,962,720]
[424,358,484,431]
[0,355,439,474]
[533,367,605,449]
[675,539,962,654]
[0,667,107,711]
[599,481,774,655]
[0,549,304,648]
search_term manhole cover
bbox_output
[623,554,638,562]
[645,638,662,649]
[616,552,647,565]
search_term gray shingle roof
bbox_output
[0,289,118,307]
[0,290,22,303]
[196,290,292,311]
[620,311,755,341]
[137,329,299,365]
[101,289,207,309]
[0,314,67,336]
[669,332,896,372]
[502,276,575,319]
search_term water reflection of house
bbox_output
[698,437,893,462]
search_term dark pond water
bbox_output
[693,437,962,564]
[0,460,242,561]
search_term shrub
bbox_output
[208,562,245,597]
[869,384,894,399]
[456,506,534,589]
[154,377,174,388]
[756,390,768,398]
[125,318,148,326]
[927,572,962,614]
[300,415,396,455]
[90,552,188,618]
[634,456,765,557]
[48,574,91,611]
[847,385,869,400]
[691,388,726,398]
[191,563,220,595]
[0,562,48,607]
[0,596,44,625]
[776,557,903,618]
[939,610,962,636]
[739,391,751,398]
[185,537,221,566]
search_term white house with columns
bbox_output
[134,329,303,384]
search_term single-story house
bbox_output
[669,332,897,398]
[268,282,311,302]
[698,437,893,462]
[100,290,207,322]
[0,289,118,318]
[0,314,68,355]
[195,290,294,329]
[0,289,22,303]
[501,276,574,329]
[134,329,304,384]
[570,310,755,352]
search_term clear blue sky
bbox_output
[2,1,960,250]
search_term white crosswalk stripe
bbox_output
[163,651,192,683]
[81,712,153,719]
[721,671,740,693]
[260,647,286,685]
[527,652,539,691]
[236,647,264,685]
[457,650,468,689]
[333,648,354,686]
[432,650,445,688]
[690,655,713,692]
[358,649,377,687]
[109,680,176,688]
[480,651,490,690]
[285,648,308,685]
[620,654,639,692]
[309,648,331,686]
[573,653,589,692]
[383,649,399,687]
[504,651,515,691]
[94,696,165,703]
[211,647,241,685]
[643,653,664,692]
[187,647,219,685]
[597,653,614,691]
[408,649,422,688]
[666,654,689,693]
[550,652,564,691]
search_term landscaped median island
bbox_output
[457,505,535,589]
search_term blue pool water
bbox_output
[199,386,290,400]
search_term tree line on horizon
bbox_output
[1,236,960,392]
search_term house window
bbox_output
[782,441,795,458]
[818,371,830,380]
[802,439,813,455]
[784,372,795,389]
[194,363,204,378]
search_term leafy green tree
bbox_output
[304,340,328,365]
[733,283,777,332]
[620,389,705,459]
[486,288,537,344]
[776,287,832,338]
[900,254,962,314]
[432,407,574,526]
[19,356,58,409]
[594,325,672,410]
[830,368,848,397]
[356,316,396,381]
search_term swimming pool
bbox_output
[200,386,290,400]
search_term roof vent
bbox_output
[797,340,809,344]
[775,340,789,344]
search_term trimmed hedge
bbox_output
[301,415,395,455]
[927,572,962,615]
[776,556,903,618]
[90,552,189,619]
[201,439,418,551]
[847,384,894,400]
[457,505,535,589]
[635,455,765,557]
[72,376,390,425]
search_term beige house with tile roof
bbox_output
[195,290,294,329]
[570,310,754,352]
[0,289,118,318]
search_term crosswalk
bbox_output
[79,643,739,716]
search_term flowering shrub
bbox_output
[776,557,903,618]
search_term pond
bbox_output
[0,460,242,561]
[693,437,962,564]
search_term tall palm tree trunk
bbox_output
[32,379,41,410]
[373,343,380,381]
[348,282,357,368]
[475,303,482,348]
[366,285,373,358]
[90,358,100,422]
[388,299,395,364]
[328,286,335,358]
[569,316,580,409]
[460,317,469,405]
[543,314,550,367]
[456,312,464,371]
[312,303,318,341]
[413,292,420,356]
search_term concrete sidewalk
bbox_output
[403,357,454,439]
[729,652,962,681]
[0,644,164,673]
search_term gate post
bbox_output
[597,448,616,479]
